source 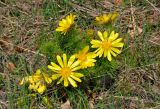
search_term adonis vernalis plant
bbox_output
[20,69,52,94]
[75,46,97,69]
[56,13,76,35]
[48,54,84,87]
[91,31,124,61]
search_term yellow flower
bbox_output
[91,31,124,61]
[20,69,52,94]
[95,12,119,25]
[75,46,97,69]
[56,13,76,35]
[48,54,84,87]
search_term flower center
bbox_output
[102,40,111,50]
[60,67,71,78]
[78,54,87,62]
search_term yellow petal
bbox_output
[51,62,61,70]
[37,84,46,94]
[62,19,67,24]
[112,43,124,47]
[28,84,35,90]
[43,73,52,84]
[56,27,64,32]
[107,51,112,61]
[111,48,121,54]
[110,51,117,57]
[68,55,76,67]
[71,66,81,71]
[111,13,119,21]
[94,47,101,53]
[104,50,108,57]
[72,73,84,77]
[57,77,64,84]
[48,65,59,72]
[64,78,68,87]
[82,46,89,53]
[57,55,64,68]
[36,69,41,75]
[87,52,97,58]
[19,78,25,85]
[70,75,82,82]
[91,40,101,48]
[68,77,77,87]
[109,31,119,41]
[96,48,103,57]
[70,61,80,69]
[52,74,61,80]
[98,31,104,41]
[103,31,108,39]
[63,54,67,67]
[112,38,123,44]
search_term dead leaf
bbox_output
[89,100,94,109]
[61,100,72,109]
[129,101,138,109]
[16,2,31,12]
[149,32,160,46]
[6,62,16,71]
[32,0,43,5]
[128,24,142,38]
[114,0,123,5]
[152,84,160,94]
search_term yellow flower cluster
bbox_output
[20,69,52,94]
[20,12,124,94]
[95,12,119,25]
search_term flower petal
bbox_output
[70,61,80,69]
[111,47,121,54]
[96,48,103,57]
[48,65,59,72]
[51,62,61,70]
[72,73,84,78]
[112,38,123,44]
[37,84,46,94]
[68,77,77,87]
[64,78,68,87]
[57,55,64,68]
[112,42,124,47]
[57,77,64,84]
[70,75,82,82]
[43,73,52,84]
[63,54,67,67]
[91,40,101,48]
[103,31,108,39]
[107,51,112,61]
[109,31,119,41]
[52,74,61,80]
[71,66,81,71]
[68,55,76,67]
[98,31,104,41]
[110,50,117,57]
[82,46,89,53]
[104,50,108,57]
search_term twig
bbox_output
[0,39,46,57]
[0,100,7,108]
[146,0,160,13]
[148,40,160,46]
